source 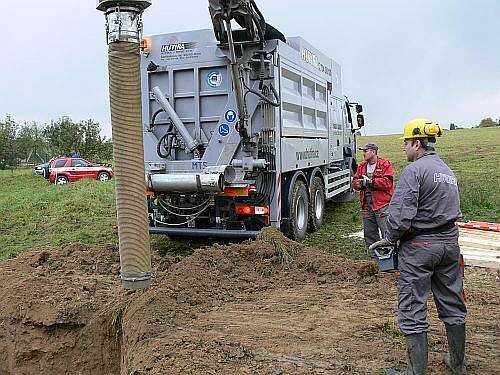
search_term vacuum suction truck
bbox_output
[141,0,365,240]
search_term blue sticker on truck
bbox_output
[218,123,230,137]
[207,71,222,88]
[224,109,237,123]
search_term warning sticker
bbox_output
[207,71,222,88]
[218,123,230,137]
[224,109,237,123]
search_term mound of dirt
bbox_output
[0,228,498,374]
[0,243,125,374]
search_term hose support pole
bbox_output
[97,0,152,289]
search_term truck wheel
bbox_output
[309,176,325,232]
[289,180,309,241]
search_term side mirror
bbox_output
[355,104,363,113]
[357,114,365,128]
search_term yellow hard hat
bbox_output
[401,118,443,140]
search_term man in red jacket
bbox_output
[352,143,395,256]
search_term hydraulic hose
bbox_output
[97,1,153,289]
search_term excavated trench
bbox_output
[0,229,498,374]
[0,244,124,374]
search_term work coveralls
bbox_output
[386,152,467,334]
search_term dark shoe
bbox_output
[444,323,467,375]
[405,332,428,375]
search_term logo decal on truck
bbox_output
[207,71,222,88]
[301,48,332,76]
[296,148,320,161]
[192,161,208,170]
[160,42,197,52]
[160,41,201,61]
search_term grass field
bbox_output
[0,127,498,260]
[358,127,500,222]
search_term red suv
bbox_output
[48,157,114,185]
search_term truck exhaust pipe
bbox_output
[148,165,236,193]
[97,0,152,289]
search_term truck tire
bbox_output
[309,176,325,232]
[288,180,309,241]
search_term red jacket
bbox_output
[353,157,394,211]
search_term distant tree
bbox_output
[96,139,114,162]
[15,121,47,162]
[478,117,497,128]
[449,123,456,130]
[43,117,81,156]
[0,115,18,169]
[79,119,107,160]
[43,117,111,161]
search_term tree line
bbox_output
[450,117,500,130]
[477,117,500,128]
[0,115,113,169]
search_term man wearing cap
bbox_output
[352,143,394,255]
[369,119,467,375]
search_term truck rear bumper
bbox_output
[149,226,260,239]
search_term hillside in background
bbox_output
[0,127,498,259]
[358,127,500,223]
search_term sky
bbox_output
[1,0,499,138]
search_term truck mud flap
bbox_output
[149,227,259,239]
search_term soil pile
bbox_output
[0,228,498,374]
[0,243,125,374]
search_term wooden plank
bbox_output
[462,253,500,261]
[459,237,500,251]
[461,249,499,257]
[457,221,500,232]
[463,258,500,269]
[459,228,500,241]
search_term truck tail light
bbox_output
[140,37,152,51]
[234,204,269,215]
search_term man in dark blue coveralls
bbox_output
[370,118,467,375]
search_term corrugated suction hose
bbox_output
[108,41,151,289]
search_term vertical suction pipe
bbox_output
[97,0,152,289]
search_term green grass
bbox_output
[305,200,366,260]
[357,127,500,222]
[0,169,117,259]
[0,127,498,259]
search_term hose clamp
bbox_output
[97,1,152,44]
[120,271,152,289]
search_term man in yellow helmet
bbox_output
[370,119,467,375]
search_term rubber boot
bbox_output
[443,323,467,375]
[405,332,428,374]
[386,332,428,375]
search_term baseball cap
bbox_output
[358,143,379,151]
